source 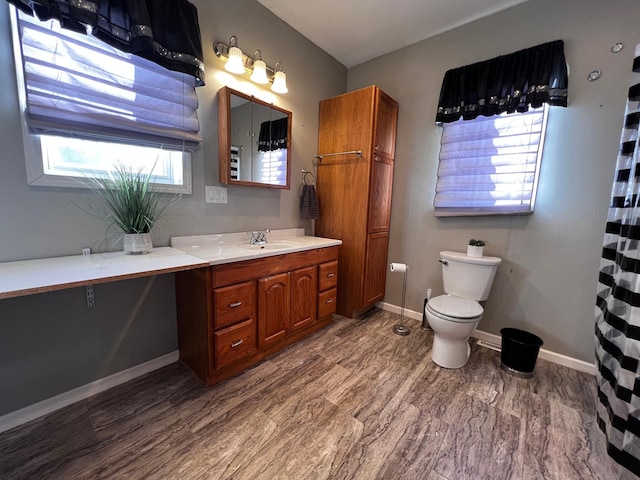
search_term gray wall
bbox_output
[0,0,346,416]
[2,0,635,416]
[348,0,640,363]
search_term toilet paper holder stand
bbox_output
[389,263,410,336]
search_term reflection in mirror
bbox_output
[218,86,291,189]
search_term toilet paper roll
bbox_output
[389,262,408,273]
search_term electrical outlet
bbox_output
[205,185,228,204]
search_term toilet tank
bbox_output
[440,251,502,301]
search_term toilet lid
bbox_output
[428,295,483,319]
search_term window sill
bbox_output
[434,209,535,217]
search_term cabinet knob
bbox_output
[374,156,381,162]
[229,301,242,308]
[325,298,334,304]
[231,339,244,348]
[327,273,335,278]
[374,145,380,150]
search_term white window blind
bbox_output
[260,149,288,186]
[434,106,548,216]
[15,9,201,151]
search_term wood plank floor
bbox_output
[0,309,627,479]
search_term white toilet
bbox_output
[425,251,502,369]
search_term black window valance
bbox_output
[258,118,289,152]
[436,40,567,123]
[5,0,205,86]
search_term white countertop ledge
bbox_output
[0,247,209,300]
[170,228,342,265]
[0,229,341,300]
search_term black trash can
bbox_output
[500,328,544,378]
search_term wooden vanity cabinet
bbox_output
[316,85,398,318]
[175,246,338,386]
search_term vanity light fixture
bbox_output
[250,50,269,84]
[223,36,245,74]
[271,62,288,94]
[213,36,288,94]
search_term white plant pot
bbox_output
[124,233,153,254]
[467,245,484,257]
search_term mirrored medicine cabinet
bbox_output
[218,86,291,189]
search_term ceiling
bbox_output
[257,0,529,68]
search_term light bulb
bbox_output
[225,45,245,74]
[251,59,269,84]
[271,70,288,94]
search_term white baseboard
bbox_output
[377,302,596,376]
[0,350,179,434]
[377,301,424,321]
[471,330,596,375]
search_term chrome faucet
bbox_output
[249,229,270,245]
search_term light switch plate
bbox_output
[205,185,228,204]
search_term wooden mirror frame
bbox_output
[218,86,292,189]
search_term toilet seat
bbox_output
[427,295,483,323]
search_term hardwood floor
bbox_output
[0,309,627,479]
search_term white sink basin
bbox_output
[236,240,301,250]
[170,229,342,265]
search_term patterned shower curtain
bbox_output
[595,44,640,477]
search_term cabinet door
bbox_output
[362,232,390,306]
[315,153,369,241]
[258,273,290,347]
[367,156,394,233]
[318,87,376,160]
[372,90,398,160]
[291,266,317,332]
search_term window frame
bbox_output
[9,7,193,194]
[433,105,549,217]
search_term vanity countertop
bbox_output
[0,247,209,300]
[170,228,342,265]
[0,229,341,300]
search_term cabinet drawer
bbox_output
[318,288,337,319]
[318,261,338,291]
[213,281,255,329]
[213,318,257,370]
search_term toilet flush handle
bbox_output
[438,259,448,266]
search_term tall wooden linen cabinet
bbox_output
[315,86,398,318]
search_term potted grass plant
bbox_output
[82,164,176,254]
[467,239,486,257]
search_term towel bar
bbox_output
[314,150,362,159]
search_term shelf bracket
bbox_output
[86,285,95,308]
